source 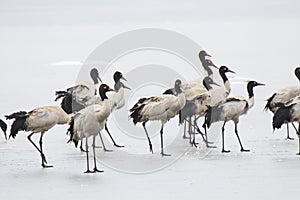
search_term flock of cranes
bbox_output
[1,49,300,173]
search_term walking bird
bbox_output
[129,79,186,156]
[68,84,114,173]
[205,81,265,153]
[5,106,72,167]
[265,67,300,140]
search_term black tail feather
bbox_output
[67,116,75,144]
[5,111,28,139]
[272,104,294,130]
[55,91,68,101]
[264,93,276,111]
[204,105,223,128]
[129,104,146,124]
[163,88,175,95]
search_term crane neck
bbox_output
[202,60,213,76]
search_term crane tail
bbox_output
[272,104,293,130]
[264,93,276,112]
[5,111,28,139]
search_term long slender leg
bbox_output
[80,138,87,152]
[188,117,193,145]
[142,121,153,153]
[27,132,50,168]
[291,123,300,155]
[182,120,189,139]
[234,122,250,152]
[92,135,104,173]
[221,121,230,153]
[84,137,92,173]
[39,132,53,168]
[286,123,294,140]
[194,117,216,148]
[98,132,113,152]
[202,121,214,145]
[105,123,124,147]
[160,124,170,156]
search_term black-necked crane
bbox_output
[265,67,300,140]
[68,84,114,173]
[56,70,129,149]
[0,119,7,140]
[272,95,300,155]
[180,66,235,144]
[204,81,265,153]
[179,76,219,147]
[5,106,72,168]
[129,79,186,156]
[85,71,130,148]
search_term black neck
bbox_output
[247,84,254,98]
[99,90,108,101]
[114,81,122,92]
[219,68,228,84]
[202,60,213,76]
[295,69,300,81]
[203,79,212,90]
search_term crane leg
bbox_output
[98,132,113,152]
[84,137,93,173]
[234,123,250,152]
[202,121,214,145]
[105,123,124,147]
[286,123,294,140]
[160,124,170,156]
[142,121,153,154]
[221,121,230,153]
[291,123,300,155]
[182,120,190,139]
[80,138,88,152]
[92,135,104,173]
[194,117,216,148]
[27,132,53,168]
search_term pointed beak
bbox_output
[256,82,266,86]
[228,69,236,74]
[211,80,221,87]
[211,63,219,69]
[121,76,127,82]
[97,75,102,83]
[123,84,131,90]
[109,87,115,92]
[206,53,212,57]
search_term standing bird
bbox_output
[205,81,265,153]
[181,66,236,143]
[0,119,7,140]
[129,80,186,156]
[265,67,300,140]
[5,106,72,168]
[272,95,300,154]
[55,67,102,114]
[68,84,114,173]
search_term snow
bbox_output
[1,0,300,200]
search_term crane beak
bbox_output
[206,53,212,57]
[121,76,128,82]
[211,80,221,87]
[256,82,266,86]
[228,69,236,74]
[211,63,219,69]
[123,84,131,90]
[97,75,102,83]
[108,87,115,92]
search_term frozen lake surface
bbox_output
[1,1,300,199]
